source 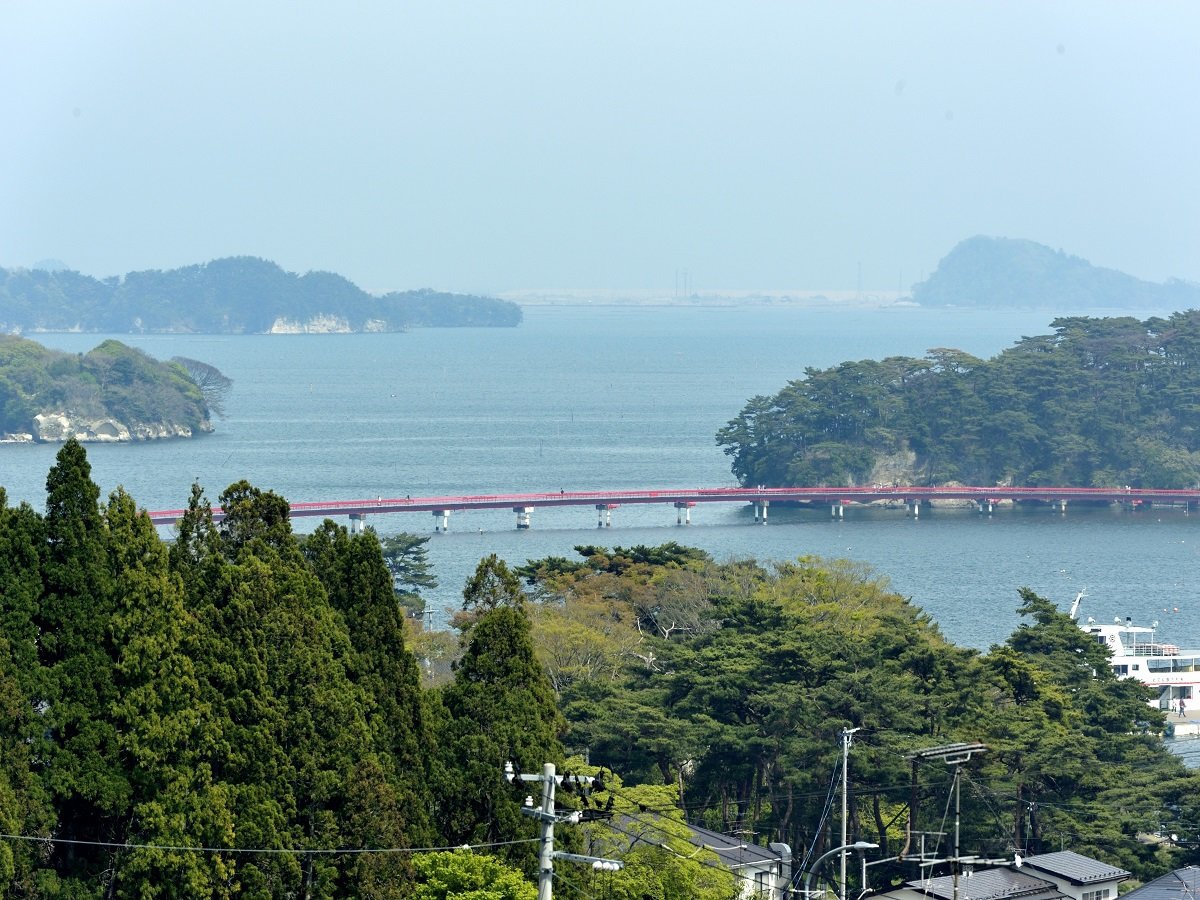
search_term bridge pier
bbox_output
[908,500,920,518]
[753,500,769,524]
[976,500,994,515]
[514,506,533,529]
[831,503,844,518]
[349,512,366,534]
[595,504,617,528]
[433,509,449,532]
[1058,499,1068,514]
[674,501,695,525]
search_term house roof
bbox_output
[1019,851,1131,885]
[611,814,782,871]
[1121,867,1200,900]
[684,821,782,870]
[903,867,1068,900]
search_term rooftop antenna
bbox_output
[908,743,989,900]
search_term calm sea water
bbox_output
[4,305,1197,653]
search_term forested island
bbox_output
[912,236,1200,309]
[0,335,223,442]
[0,257,522,333]
[718,310,1200,490]
[1,443,1198,896]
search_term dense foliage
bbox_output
[911,236,1200,309]
[518,544,1200,888]
[3,447,1199,896]
[717,311,1200,488]
[0,258,521,333]
[0,335,212,438]
[0,444,558,897]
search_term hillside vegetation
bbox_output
[912,236,1200,309]
[0,335,212,440]
[0,256,522,333]
[3,446,1199,895]
[717,310,1200,489]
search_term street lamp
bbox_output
[802,841,879,900]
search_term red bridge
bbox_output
[146,485,1198,531]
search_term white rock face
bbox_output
[31,412,211,443]
[268,314,353,333]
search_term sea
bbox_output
[3,304,1198,660]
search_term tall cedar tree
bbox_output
[300,521,435,890]
[40,438,128,887]
[0,491,53,893]
[436,556,567,873]
[105,487,238,897]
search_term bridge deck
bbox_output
[145,485,1196,526]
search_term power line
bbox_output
[0,832,538,856]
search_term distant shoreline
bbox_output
[498,289,912,308]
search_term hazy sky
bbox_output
[2,2,1197,294]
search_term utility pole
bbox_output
[840,727,859,900]
[505,761,623,900]
[906,743,989,900]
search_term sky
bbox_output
[1,2,1197,295]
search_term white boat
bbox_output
[1072,592,1200,713]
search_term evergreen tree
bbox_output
[39,439,128,889]
[379,531,437,618]
[300,522,435,856]
[216,479,292,557]
[0,490,52,893]
[104,487,237,897]
[184,485,380,896]
[437,567,566,872]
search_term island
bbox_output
[0,256,522,334]
[912,235,1200,309]
[0,335,217,442]
[717,310,1200,490]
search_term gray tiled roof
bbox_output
[1020,851,1131,885]
[905,867,1066,900]
[612,815,782,870]
[683,821,781,869]
[1122,867,1200,900]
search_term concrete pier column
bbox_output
[433,509,449,532]
[595,504,616,528]
[757,500,769,524]
[1059,499,1068,514]
[832,503,844,518]
[908,500,920,518]
[514,507,533,529]
[674,501,694,525]
[349,512,366,534]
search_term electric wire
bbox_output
[0,832,539,856]
[595,814,774,895]
[552,869,602,899]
